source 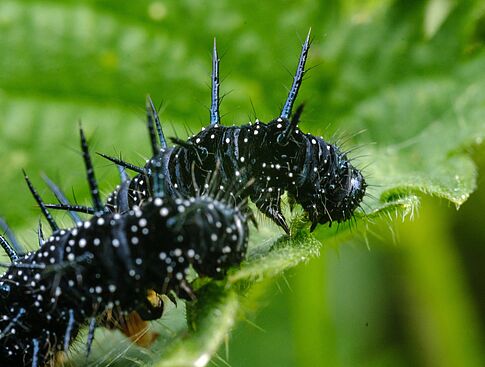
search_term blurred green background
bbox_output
[0,0,484,366]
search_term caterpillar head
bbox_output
[294,139,366,231]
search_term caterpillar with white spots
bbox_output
[95,30,366,234]
[0,129,248,366]
[0,29,367,366]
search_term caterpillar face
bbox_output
[258,118,366,230]
[295,138,366,229]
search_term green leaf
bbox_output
[0,1,484,366]
[156,284,240,367]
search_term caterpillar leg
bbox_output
[253,194,290,234]
[264,205,290,235]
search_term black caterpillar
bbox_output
[0,129,248,366]
[0,30,367,366]
[93,30,366,234]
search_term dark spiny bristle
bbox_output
[0,188,248,366]
[23,170,59,232]
[0,218,23,254]
[94,33,365,234]
[280,29,311,119]
[79,127,104,213]
[0,235,18,262]
[42,174,82,223]
[210,38,221,125]
[0,33,367,366]
[97,152,146,174]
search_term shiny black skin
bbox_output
[0,195,248,366]
[104,31,366,234]
[119,115,366,234]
